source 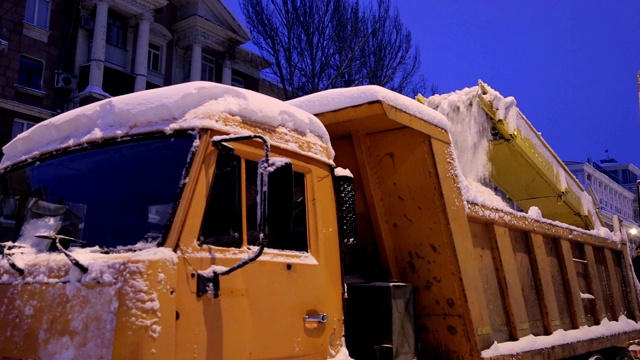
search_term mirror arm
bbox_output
[0,244,25,276]
[197,235,266,298]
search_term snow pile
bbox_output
[1,82,334,170]
[180,244,319,265]
[334,167,353,178]
[287,85,450,131]
[481,316,640,357]
[328,338,353,360]
[527,206,543,219]
[426,87,493,184]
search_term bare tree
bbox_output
[240,0,432,99]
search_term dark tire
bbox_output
[615,349,634,360]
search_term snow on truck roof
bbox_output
[287,85,450,130]
[0,82,334,170]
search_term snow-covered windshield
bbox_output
[0,133,196,251]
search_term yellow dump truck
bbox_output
[0,81,639,360]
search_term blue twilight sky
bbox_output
[224,1,640,167]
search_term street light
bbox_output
[630,228,638,235]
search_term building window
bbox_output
[17,55,44,90]
[106,16,127,48]
[147,43,162,72]
[12,119,36,138]
[231,75,245,88]
[24,0,50,29]
[201,55,215,82]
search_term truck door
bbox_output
[174,143,344,359]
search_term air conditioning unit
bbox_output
[55,72,75,89]
[80,14,94,30]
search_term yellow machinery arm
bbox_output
[477,81,597,229]
[420,80,599,230]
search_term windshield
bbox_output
[0,133,196,250]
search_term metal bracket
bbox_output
[196,273,220,298]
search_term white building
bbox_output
[565,159,640,239]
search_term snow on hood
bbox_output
[1,82,334,170]
[287,85,450,131]
[0,247,177,358]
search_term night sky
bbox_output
[225,1,640,167]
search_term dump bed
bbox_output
[289,86,640,359]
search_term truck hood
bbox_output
[0,247,177,359]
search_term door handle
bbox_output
[303,313,328,329]
[303,313,328,323]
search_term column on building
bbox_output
[87,0,109,91]
[190,43,203,81]
[221,55,232,85]
[75,8,91,77]
[133,12,153,92]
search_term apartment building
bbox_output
[0,0,275,151]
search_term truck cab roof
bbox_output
[1,82,335,171]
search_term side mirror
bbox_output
[257,158,293,238]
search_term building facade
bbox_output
[565,159,640,239]
[0,0,276,152]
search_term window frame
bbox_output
[231,75,245,88]
[147,42,163,73]
[12,119,37,139]
[17,55,44,91]
[24,0,50,29]
[106,15,127,49]
[201,54,215,82]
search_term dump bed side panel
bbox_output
[323,103,492,358]
[468,205,640,359]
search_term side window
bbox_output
[200,155,308,252]
[246,160,308,252]
[199,153,242,248]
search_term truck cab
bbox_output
[0,82,345,359]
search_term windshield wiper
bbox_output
[0,243,26,275]
[34,234,89,273]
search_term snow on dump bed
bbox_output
[426,84,606,238]
[287,85,450,131]
[481,315,640,358]
[290,85,609,239]
[0,82,334,170]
